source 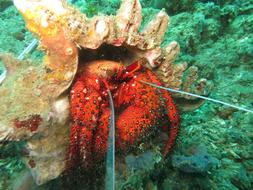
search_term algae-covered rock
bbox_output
[231,166,251,190]
[172,145,219,174]
[125,151,157,171]
[164,12,205,55]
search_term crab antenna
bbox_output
[140,80,253,114]
[105,89,116,190]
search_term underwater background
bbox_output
[0,0,253,189]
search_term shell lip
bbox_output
[13,0,67,15]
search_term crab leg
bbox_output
[68,60,124,168]
[93,108,110,162]
[117,59,180,155]
[68,73,102,169]
[145,70,180,156]
[113,72,163,149]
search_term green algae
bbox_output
[0,6,43,61]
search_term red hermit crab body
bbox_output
[68,59,179,169]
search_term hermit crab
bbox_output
[0,0,208,185]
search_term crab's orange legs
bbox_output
[145,69,180,156]
[68,72,103,169]
[117,59,180,156]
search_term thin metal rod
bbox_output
[141,80,253,114]
[105,89,115,190]
[0,69,7,85]
[17,39,38,60]
[1,39,38,84]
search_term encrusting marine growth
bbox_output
[0,0,209,185]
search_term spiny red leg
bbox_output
[93,108,110,162]
[116,106,158,149]
[67,123,81,170]
[145,70,180,157]
[68,74,102,169]
[115,72,164,149]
